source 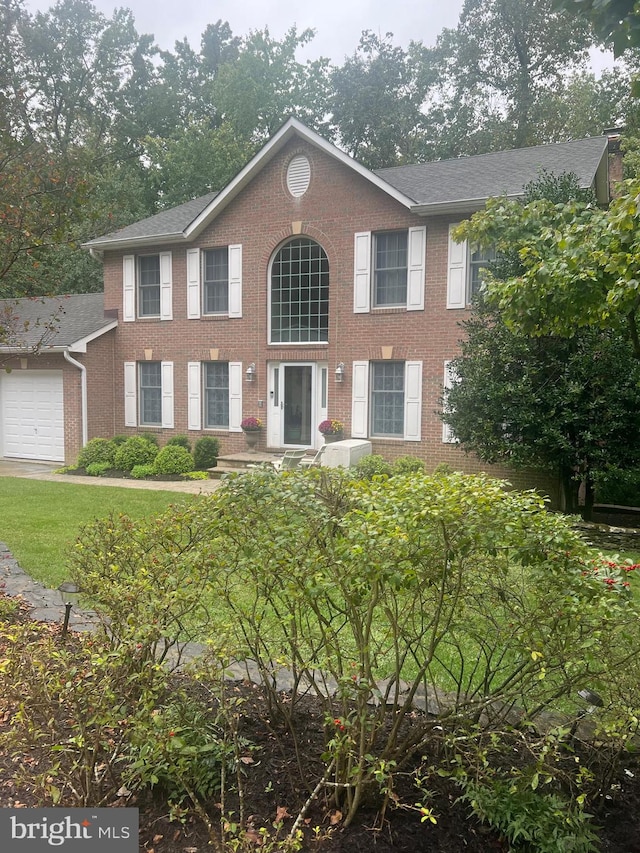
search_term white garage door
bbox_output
[1,370,65,461]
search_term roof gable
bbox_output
[84,121,611,251]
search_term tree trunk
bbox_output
[559,469,580,515]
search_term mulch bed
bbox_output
[1,596,640,851]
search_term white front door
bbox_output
[1,370,65,461]
[267,362,328,449]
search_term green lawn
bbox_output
[0,478,194,587]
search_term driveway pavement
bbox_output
[0,459,222,494]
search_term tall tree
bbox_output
[330,31,437,168]
[443,302,640,514]
[212,26,331,142]
[433,0,596,150]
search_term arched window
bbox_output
[270,238,329,343]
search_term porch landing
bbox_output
[210,449,311,479]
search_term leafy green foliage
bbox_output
[153,445,194,475]
[114,436,159,472]
[443,303,640,512]
[196,469,639,825]
[77,437,116,469]
[84,461,111,477]
[458,179,640,359]
[69,506,216,656]
[595,467,640,506]
[458,778,599,852]
[353,454,393,478]
[392,455,426,474]
[193,436,220,470]
[130,463,155,479]
[166,435,192,452]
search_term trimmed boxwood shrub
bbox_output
[193,436,220,470]
[77,438,116,469]
[114,436,159,472]
[166,435,192,452]
[153,445,194,475]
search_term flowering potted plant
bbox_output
[241,416,263,451]
[241,416,263,431]
[318,418,344,443]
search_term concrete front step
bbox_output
[208,450,299,479]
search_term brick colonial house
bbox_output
[0,119,615,496]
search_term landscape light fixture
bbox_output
[57,581,81,640]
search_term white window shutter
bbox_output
[187,361,201,430]
[351,361,369,438]
[353,232,371,313]
[406,227,426,311]
[186,249,201,319]
[229,362,243,431]
[161,361,174,428]
[404,361,422,441]
[160,252,173,320]
[447,224,467,309]
[442,360,458,443]
[123,256,135,322]
[124,361,137,426]
[228,244,242,318]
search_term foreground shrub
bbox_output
[194,436,220,470]
[166,434,192,452]
[458,777,599,853]
[203,470,640,826]
[131,463,155,479]
[153,445,194,475]
[85,461,111,477]
[353,453,392,478]
[77,437,116,469]
[71,470,640,831]
[393,455,425,475]
[114,436,159,472]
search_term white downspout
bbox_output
[63,349,88,448]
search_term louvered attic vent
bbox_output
[286,155,311,198]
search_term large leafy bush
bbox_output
[114,436,159,472]
[77,437,116,469]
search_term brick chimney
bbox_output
[605,127,624,199]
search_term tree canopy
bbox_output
[0,0,635,297]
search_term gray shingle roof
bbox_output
[86,191,218,248]
[84,130,608,249]
[375,137,609,206]
[0,293,115,351]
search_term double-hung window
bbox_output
[374,231,408,307]
[186,246,242,319]
[138,255,161,317]
[354,227,425,312]
[139,362,162,425]
[203,248,229,314]
[204,362,229,428]
[371,362,405,436]
[351,360,422,441]
[187,361,243,431]
[447,223,496,307]
[122,252,172,321]
[124,361,174,428]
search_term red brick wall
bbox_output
[100,138,560,503]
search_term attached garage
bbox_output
[0,294,117,464]
[1,370,65,461]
